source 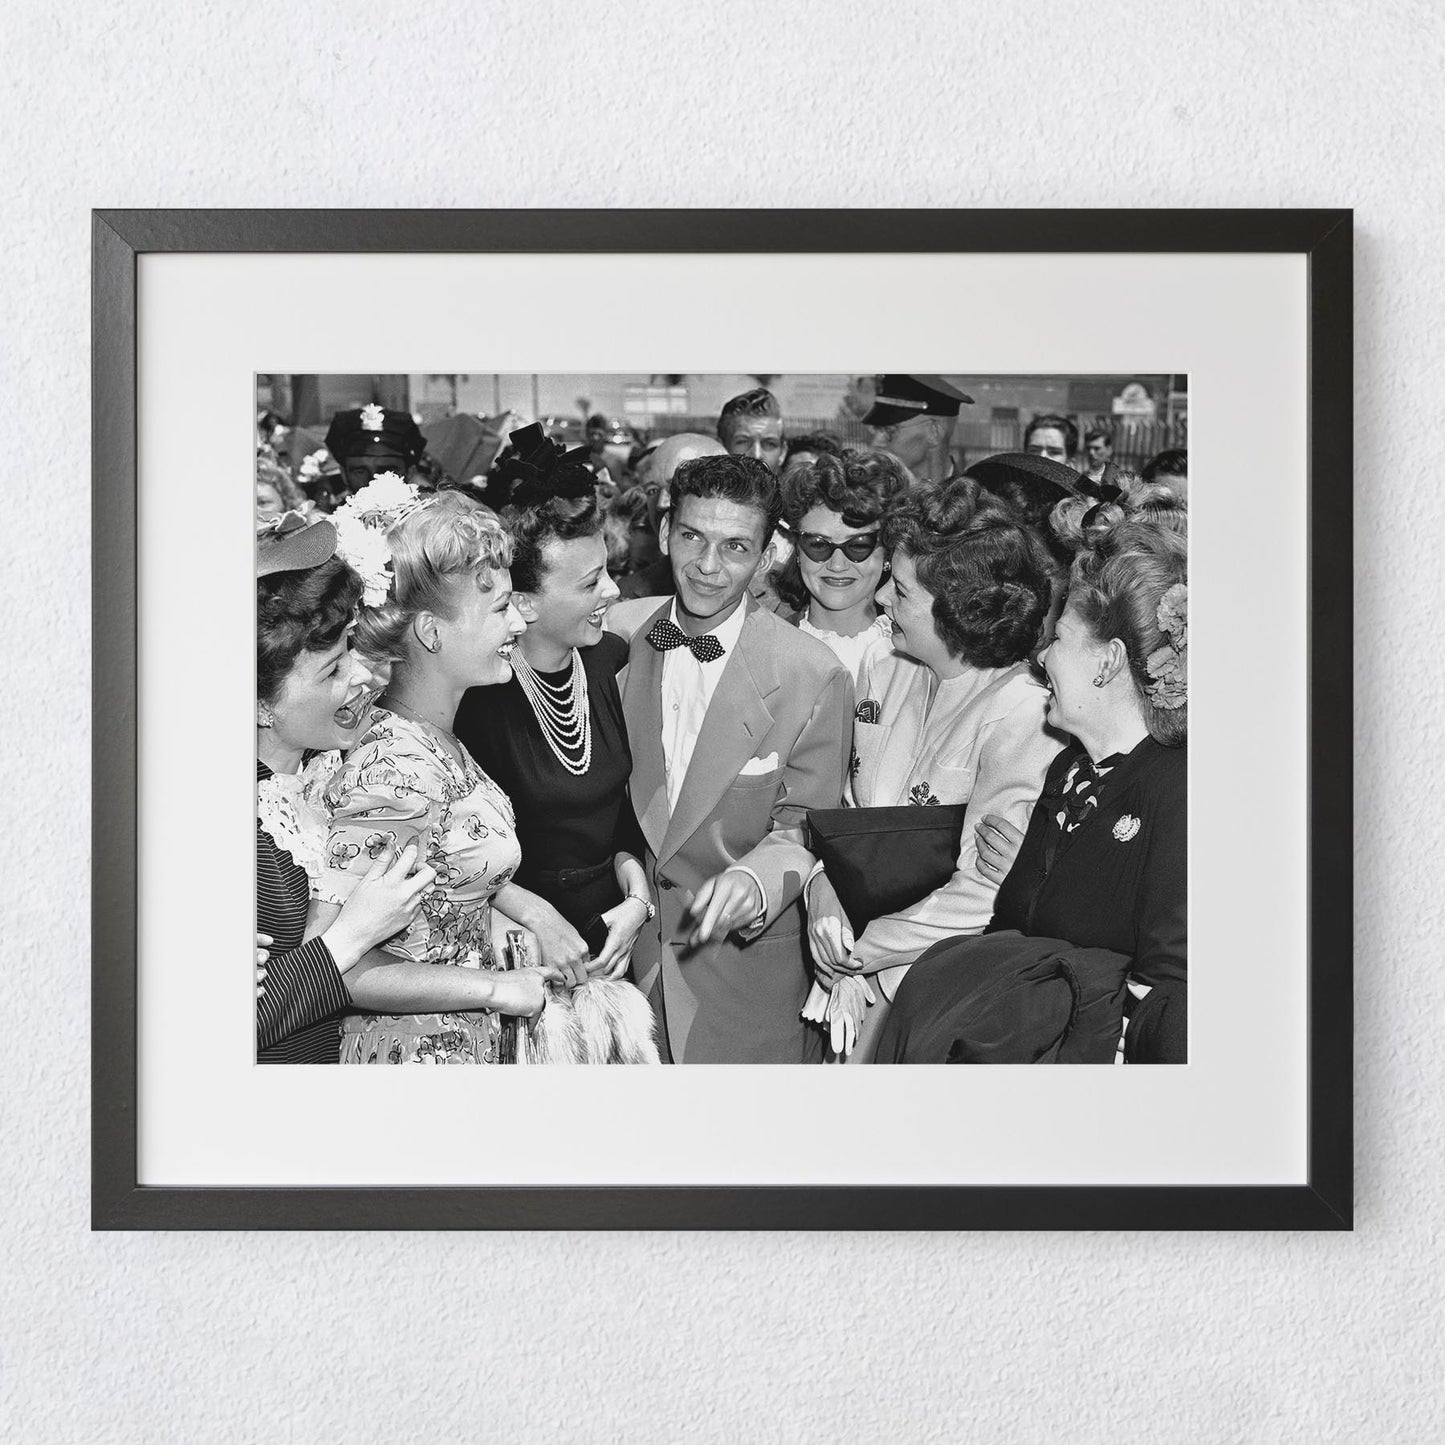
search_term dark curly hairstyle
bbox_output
[882,476,1053,668]
[668,453,782,543]
[503,480,603,595]
[1067,516,1188,747]
[257,557,364,706]
[1024,413,1079,460]
[775,449,911,611]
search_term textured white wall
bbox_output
[4,0,1436,1439]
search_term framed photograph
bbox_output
[93,209,1351,1229]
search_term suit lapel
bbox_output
[660,604,777,864]
[623,601,673,857]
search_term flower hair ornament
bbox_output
[297,448,335,485]
[1144,581,1187,710]
[331,472,430,606]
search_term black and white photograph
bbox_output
[255,371,1189,1068]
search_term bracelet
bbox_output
[625,892,656,921]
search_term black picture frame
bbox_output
[93,208,1352,1230]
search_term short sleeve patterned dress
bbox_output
[316,707,522,1065]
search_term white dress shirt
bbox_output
[659,597,751,811]
[657,598,767,924]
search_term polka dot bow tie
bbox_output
[646,617,726,663]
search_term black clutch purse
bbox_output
[807,805,969,932]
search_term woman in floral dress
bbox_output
[802,477,1067,1062]
[312,481,574,1065]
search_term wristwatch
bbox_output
[625,892,657,921]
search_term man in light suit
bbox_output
[621,454,854,1063]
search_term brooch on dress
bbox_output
[1113,814,1141,842]
[856,699,881,725]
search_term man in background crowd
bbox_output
[863,374,973,484]
[616,432,728,600]
[324,404,427,495]
[1023,413,1080,469]
[718,388,785,473]
[1081,427,1117,487]
[1142,447,1188,500]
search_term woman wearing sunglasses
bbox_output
[776,450,911,682]
[803,476,1066,1062]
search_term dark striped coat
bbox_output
[257,759,351,1063]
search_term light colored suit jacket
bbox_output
[622,597,854,1062]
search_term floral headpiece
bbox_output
[297,448,335,484]
[331,472,429,606]
[1143,581,1187,710]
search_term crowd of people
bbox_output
[255,376,1189,1066]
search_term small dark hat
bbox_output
[492,422,597,509]
[862,375,975,428]
[256,512,338,578]
[964,451,1082,518]
[325,405,425,465]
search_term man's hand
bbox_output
[686,870,763,948]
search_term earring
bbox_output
[257,705,275,727]
[423,637,441,655]
[1092,674,1107,688]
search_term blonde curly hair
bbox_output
[354,490,513,665]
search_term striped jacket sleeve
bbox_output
[256,935,351,1052]
[256,824,351,1054]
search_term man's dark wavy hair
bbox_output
[882,476,1053,668]
[257,557,363,705]
[668,453,782,545]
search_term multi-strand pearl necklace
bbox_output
[511,649,592,776]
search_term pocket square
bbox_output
[739,752,780,776]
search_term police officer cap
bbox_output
[863,375,975,428]
[325,404,425,464]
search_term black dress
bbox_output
[453,631,646,930]
[256,759,351,1063]
[878,737,1187,1063]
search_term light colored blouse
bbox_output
[843,649,1065,999]
[798,612,894,685]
